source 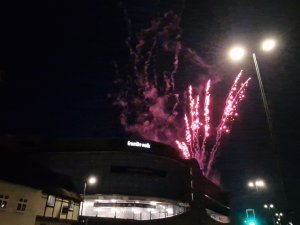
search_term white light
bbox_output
[248,182,254,187]
[132,208,140,214]
[264,204,268,208]
[229,46,246,61]
[127,140,151,149]
[275,213,278,216]
[88,176,97,185]
[249,222,255,225]
[111,199,117,203]
[280,213,283,216]
[262,39,276,51]
[150,201,157,206]
[278,218,281,221]
[255,180,265,187]
[270,204,274,208]
[276,222,279,224]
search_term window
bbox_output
[47,195,56,207]
[16,198,28,212]
[61,206,69,214]
[69,201,74,211]
[0,195,9,209]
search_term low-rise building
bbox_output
[0,154,81,225]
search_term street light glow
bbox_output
[88,176,97,185]
[261,39,276,51]
[270,204,274,208]
[255,180,265,187]
[229,46,245,61]
[248,181,254,187]
[264,204,268,208]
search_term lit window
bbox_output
[69,201,75,211]
[47,195,56,207]
[17,198,28,212]
[0,195,9,209]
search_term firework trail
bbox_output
[200,80,211,167]
[175,72,250,172]
[205,74,251,176]
[114,11,250,179]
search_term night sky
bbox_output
[0,0,299,223]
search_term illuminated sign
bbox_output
[127,141,151,149]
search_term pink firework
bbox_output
[176,71,250,175]
[115,12,251,179]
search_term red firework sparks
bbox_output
[176,71,250,175]
[115,12,251,180]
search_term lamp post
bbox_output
[263,203,275,225]
[274,212,283,225]
[228,38,276,137]
[80,176,97,216]
[247,179,265,192]
[229,38,288,210]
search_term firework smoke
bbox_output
[113,11,250,179]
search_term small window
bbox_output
[61,206,69,214]
[0,195,9,209]
[47,195,56,207]
[17,198,28,212]
[69,201,74,211]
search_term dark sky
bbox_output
[0,0,299,223]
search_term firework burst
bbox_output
[175,71,250,176]
[114,11,250,179]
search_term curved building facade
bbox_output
[32,139,191,220]
[2,137,231,224]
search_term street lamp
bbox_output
[264,203,274,209]
[263,204,275,225]
[80,175,98,216]
[229,46,246,61]
[248,179,265,191]
[228,38,276,136]
[261,39,276,52]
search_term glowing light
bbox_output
[248,182,254,187]
[264,204,268,208]
[229,46,245,61]
[270,204,274,208]
[88,176,97,185]
[255,180,265,187]
[262,39,276,51]
[249,221,255,225]
[127,141,151,149]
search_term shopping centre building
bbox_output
[1,137,231,225]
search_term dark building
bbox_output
[1,137,230,225]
